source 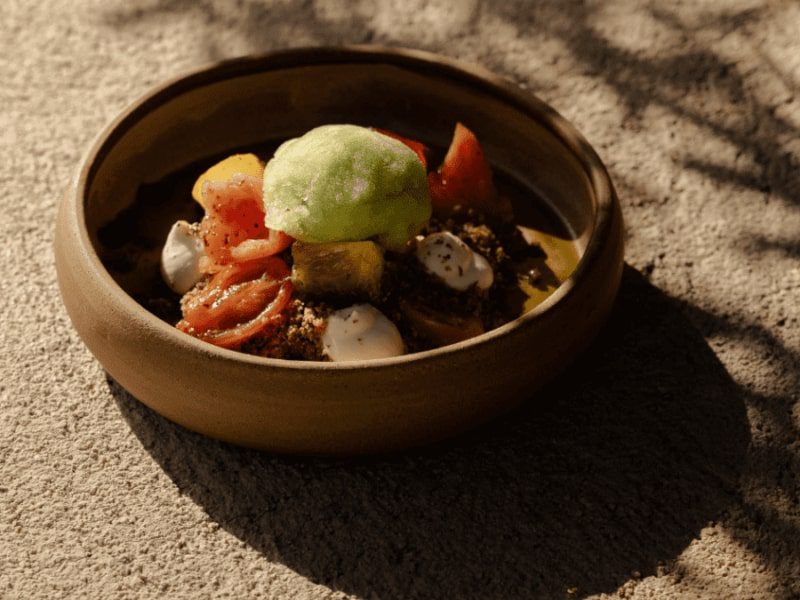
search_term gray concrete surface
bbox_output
[2,1,799,598]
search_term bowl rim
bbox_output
[71,44,620,372]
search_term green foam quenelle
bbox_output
[262,125,431,251]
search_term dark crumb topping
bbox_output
[241,299,332,360]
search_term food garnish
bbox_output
[262,124,431,252]
[191,153,264,208]
[159,122,546,361]
[428,122,513,221]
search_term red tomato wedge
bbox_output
[178,257,293,349]
[428,123,513,221]
[374,128,428,169]
[200,173,292,267]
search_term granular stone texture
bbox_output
[1,1,798,598]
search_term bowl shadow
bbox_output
[110,267,749,599]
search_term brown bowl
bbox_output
[54,46,624,455]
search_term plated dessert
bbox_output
[56,47,623,451]
[150,123,572,361]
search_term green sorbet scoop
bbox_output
[262,125,431,251]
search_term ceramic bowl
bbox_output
[54,46,624,454]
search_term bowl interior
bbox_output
[84,57,597,314]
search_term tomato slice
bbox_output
[189,281,293,349]
[374,128,428,169]
[177,257,293,349]
[182,173,295,349]
[200,173,292,266]
[428,123,513,221]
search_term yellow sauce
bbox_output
[497,183,581,317]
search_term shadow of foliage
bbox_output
[101,0,380,61]
[540,2,799,208]
[667,289,800,595]
[748,235,800,261]
[111,268,749,599]
[101,0,799,212]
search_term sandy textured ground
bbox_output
[2,1,799,598]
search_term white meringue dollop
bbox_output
[415,231,493,291]
[322,304,404,362]
[160,220,205,294]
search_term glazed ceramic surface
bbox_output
[55,46,624,454]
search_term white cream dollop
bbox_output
[322,304,404,362]
[160,220,205,294]
[416,231,493,291]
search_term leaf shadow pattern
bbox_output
[101,0,799,214]
[507,2,800,209]
[100,0,381,61]
[670,295,800,595]
[748,234,800,261]
[111,268,750,599]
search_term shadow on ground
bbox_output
[111,268,749,599]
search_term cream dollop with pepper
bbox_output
[416,231,493,291]
[322,304,404,362]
